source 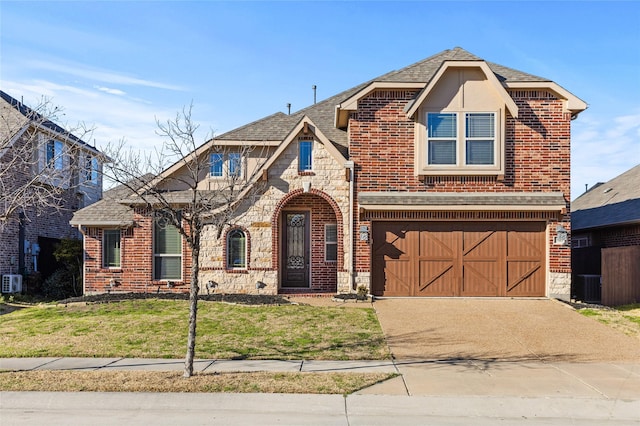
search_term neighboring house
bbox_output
[0,90,104,282]
[71,47,586,299]
[572,165,640,305]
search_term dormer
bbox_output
[406,61,518,178]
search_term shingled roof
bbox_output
[572,164,640,231]
[213,47,550,156]
[0,90,100,154]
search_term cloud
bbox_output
[571,110,640,199]
[95,86,126,96]
[25,59,186,92]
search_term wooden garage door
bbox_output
[371,222,545,297]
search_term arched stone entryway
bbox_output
[271,189,344,293]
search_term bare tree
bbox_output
[0,94,94,227]
[102,105,266,377]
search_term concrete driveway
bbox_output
[372,298,640,362]
[361,298,640,398]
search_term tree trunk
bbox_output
[183,245,200,378]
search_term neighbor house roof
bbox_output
[0,90,101,155]
[572,164,640,231]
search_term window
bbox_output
[210,153,223,177]
[427,112,496,166]
[465,113,495,165]
[422,111,500,175]
[325,224,337,262]
[299,141,313,171]
[229,153,242,178]
[572,234,592,248]
[210,152,242,178]
[46,140,64,170]
[103,230,121,268]
[154,214,182,280]
[427,113,456,165]
[227,229,246,268]
[84,155,99,183]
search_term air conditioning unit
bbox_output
[2,274,22,294]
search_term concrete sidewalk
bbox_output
[3,357,640,424]
[3,357,640,400]
[0,357,398,374]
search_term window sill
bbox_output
[418,167,504,178]
[225,268,249,274]
[298,171,315,176]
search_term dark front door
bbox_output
[282,212,310,288]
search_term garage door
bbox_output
[371,222,545,297]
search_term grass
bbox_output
[0,299,389,360]
[577,303,640,340]
[0,370,396,394]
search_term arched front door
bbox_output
[281,211,310,288]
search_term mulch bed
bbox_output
[58,292,293,306]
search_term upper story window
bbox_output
[229,153,242,178]
[427,112,496,167]
[46,139,64,170]
[419,109,502,176]
[227,228,247,269]
[210,153,224,177]
[210,152,243,178]
[103,229,121,268]
[84,155,99,183]
[299,140,313,171]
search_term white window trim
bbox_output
[209,152,245,179]
[416,108,505,177]
[298,140,313,172]
[209,152,224,177]
[84,155,100,184]
[102,229,122,269]
[324,223,338,263]
[36,133,71,189]
[572,234,592,248]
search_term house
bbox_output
[70,47,586,299]
[572,165,640,305]
[0,90,104,284]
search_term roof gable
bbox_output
[404,60,519,118]
[0,90,101,155]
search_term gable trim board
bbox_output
[71,48,581,299]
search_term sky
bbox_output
[1,1,639,199]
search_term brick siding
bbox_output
[349,89,572,276]
[1,133,88,276]
[82,208,193,294]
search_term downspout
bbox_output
[345,161,355,293]
[76,225,86,294]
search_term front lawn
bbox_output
[0,299,389,360]
[578,303,640,340]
